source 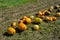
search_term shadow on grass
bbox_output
[15,28,23,33]
[32,22,40,25]
[3,28,23,37]
[3,32,13,37]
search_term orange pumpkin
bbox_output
[51,16,56,21]
[18,23,27,31]
[55,12,60,17]
[21,16,28,20]
[25,18,32,24]
[43,10,51,15]
[12,22,17,27]
[37,11,43,16]
[45,17,53,21]
[19,20,24,23]
[7,27,16,35]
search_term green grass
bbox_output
[0,0,36,8]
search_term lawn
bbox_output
[0,0,60,40]
[0,0,36,8]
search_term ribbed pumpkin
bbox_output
[18,23,27,31]
[7,27,16,35]
[12,22,17,27]
[55,12,60,17]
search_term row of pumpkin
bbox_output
[7,5,60,35]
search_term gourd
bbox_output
[33,25,39,30]
[18,23,27,31]
[34,17,43,23]
[7,27,16,35]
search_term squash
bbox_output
[33,25,39,30]
[37,11,43,16]
[7,27,16,35]
[43,10,51,15]
[34,17,43,23]
[45,17,53,21]
[48,8,53,12]
[24,18,32,24]
[18,23,27,31]
[56,5,60,8]
[21,16,28,20]
[29,15,34,19]
[12,22,17,27]
[50,6,54,10]
[37,14,45,19]
[19,20,24,23]
[51,16,56,21]
[55,12,60,17]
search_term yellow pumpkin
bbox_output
[12,22,17,27]
[56,5,60,8]
[29,15,34,19]
[7,27,16,35]
[34,17,43,23]
[33,25,39,30]
[43,10,51,15]
[50,6,54,10]
[25,18,32,24]
[18,23,27,31]
[55,12,60,17]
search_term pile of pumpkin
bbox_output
[7,5,60,35]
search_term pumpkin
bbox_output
[56,5,60,8]
[18,23,27,31]
[45,17,53,21]
[7,27,16,35]
[29,15,34,19]
[34,17,43,23]
[48,8,53,12]
[51,16,57,21]
[12,22,17,27]
[50,6,54,9]
[55,12,60,17]
[24,18,32,24]
[19,20,24,23]
[33,25,39,30]
[21,16,28,20]
[43,10,51,15]
[37,11,43,16]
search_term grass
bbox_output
[0,0,36,8]
[0,0,60,40]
